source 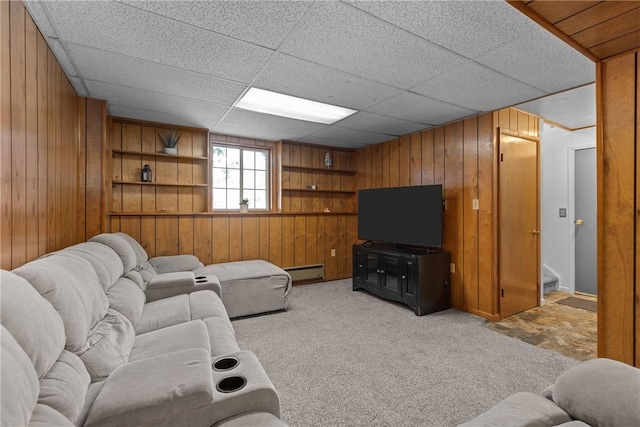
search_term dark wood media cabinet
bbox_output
[352,244,451,316]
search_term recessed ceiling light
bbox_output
[235,88,357,124]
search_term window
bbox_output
[211,144,269,210]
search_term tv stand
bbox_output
[352,244,450,316]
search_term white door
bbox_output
[574,147,596,295]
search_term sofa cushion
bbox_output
[203,318,240,356]
[115,232,159,282]
[213,412,288,427]
[106,277,146,327]
[0,326,39,427]
[61,242,124,291]
[90,233,137,273]
[129,320,211,363]
[13,254,109,354]
[134,295,193,335]
[79,309,135,382]
[458,392,573,427]
[553,358,640,427]
[150,254,204,273]
[84,348,214,427]
[30,404,75,427]
[0,270,66,377]
[39,350,91,424]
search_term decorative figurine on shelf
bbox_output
[324,152,333,168]
[239,198,249,213]
[141,164,152,182]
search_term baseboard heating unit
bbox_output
[285,264,324,282]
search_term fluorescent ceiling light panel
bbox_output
[236,88,357,124]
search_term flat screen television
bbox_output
[358,185,443,248]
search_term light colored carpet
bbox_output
[232,279,579,427]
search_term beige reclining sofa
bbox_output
[91,232,292,319]
[1,238,287,426]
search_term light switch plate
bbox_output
[472,199,479,210]
[559,208,567,218]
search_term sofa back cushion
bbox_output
[1,270,91,425]
[13,254,108,354]
[115,232,159,282]
[60,242,124,291]
[0,270,65,377]
[106,277,146,326]
[553,358,640,427]
[89,233,138,273]
[1,326,40,427]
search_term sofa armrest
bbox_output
[147,271,195,289]
[149,255,204,274]
[84,348,213,427]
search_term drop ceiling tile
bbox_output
[345,1,541,59]
[413,61,547,112]
[476,29,595,93]
[211,123,305,143]
[118,0,312,49]
[297,135,369,149]
[368,92,478,126]
[309,126,396,146]
[42,1,272,82]
[109,105,215,129]
[86,80,229,124]
[219,108,328,136]
[516,84,595,129]
[253,54,402,110]
[279,1,466,89]
[337,112,427,136]
[68,44,245,105]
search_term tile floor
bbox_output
[485,291,597,361]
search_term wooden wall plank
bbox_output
[463,117,479,311]
[241,216,260,260]
[410,132,422,186]
[140,216,156,258]
[444,122,464,308]
[212,217,229,263]
[193,217,212,265]
[600,54,636,364]
[25,15,38,262]
[0,0,11,269]
[324,215,338,280]
[477,113,495,315]
[36,31,48,255]
[259,216,270,262]
[389,138,400,187]
[306,216,317,265]
[269,216,282,267]
[281,216,295,268]
[155,217,178,256]
[178,217,194,255]
[294,215,306,266]
[421,129,434,185]
[228,217,242,261]
[398,135,411,186]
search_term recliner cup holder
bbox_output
[195,279,208,283]
[216,376,246,393]
[213,357,239,371]
[195,276,206,280]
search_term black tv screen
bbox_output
[358,185,443,248]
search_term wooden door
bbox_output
[499,131,540,318]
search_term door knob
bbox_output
[530,230,541,235]
[575,219,584,226]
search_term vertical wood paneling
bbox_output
[410,133,422,186]
[193,217,212,265]
[228,217,242,261]
[242,216,260,260]
[444,122,464,308]
[477,113,495,315]
[155,217,178,256]
[281,216,295,268]
[0,0,11,269]
[600,54,637,364]
[1,2,93,269]
[421,129,434,185]
[398,135,411,186]
[269,216,282,267]
[389,139,400,187]
[212,217,229,263]
[463,117,479,311]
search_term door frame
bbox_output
[566,143,596,294]
[496,128,541,318]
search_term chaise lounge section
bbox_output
[2,237,287,426]
[93,232,292,319]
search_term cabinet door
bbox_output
[352,247,367,285]
[401,255,418,302]
[380,254,401,296]
[364,252,380,289]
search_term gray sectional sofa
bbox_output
[460,358,640,427]
[1,235,289,426]
[96,232,292,319]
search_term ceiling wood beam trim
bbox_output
[506,1,600,63]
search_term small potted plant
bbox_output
[239,198,249,213]
[159,129,181,155]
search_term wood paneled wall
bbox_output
[355,109,539,320]
[598,52,639,367]
[0,2,103,269]
[107,127,356,281]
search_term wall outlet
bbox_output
[450,263,455,273]
[472,199,479,210]
[331,248,336,257]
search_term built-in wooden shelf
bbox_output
[109,211,357,217]
[112,180,207,187]
[112,149,208,160]
[282,165,355,174]
[282,188,355,194]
